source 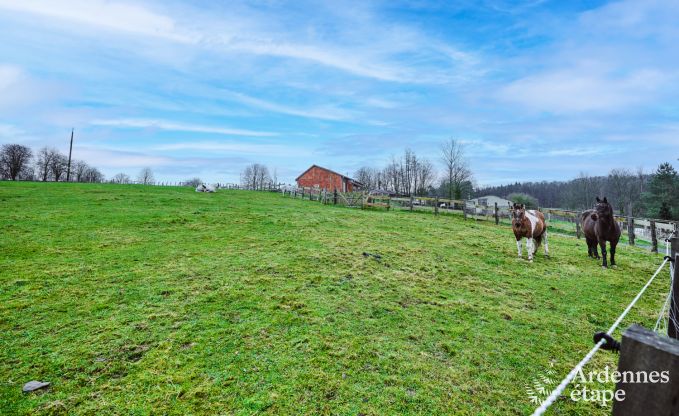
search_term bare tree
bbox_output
[383,155,402,195]
[50,152,68,181]
[354,166,380,190]
[35,147,58,181]
[440,139,472,200]
[416,159,435,196]
[0,144,32,180]
[182,177,201,187]
[137,167,155,185]
[570,171,602,209]
[72,160,89,182]
[402,148,417,196]
[272,168,278,189]
[607,168,637,215]
[113,173,131,184]
[83,167,104,183]
[256,164,270,189]
[240,163,271,190]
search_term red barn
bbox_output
[295,165,363,192]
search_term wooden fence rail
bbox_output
[283,188,677,253]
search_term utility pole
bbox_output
[66,128,74,182]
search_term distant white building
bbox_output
[466,195,513,214]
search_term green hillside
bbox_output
[0,182,668,415]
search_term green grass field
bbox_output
[0,182,669,415]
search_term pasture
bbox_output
[0,182,668,415]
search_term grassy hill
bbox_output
[0,182,668,415]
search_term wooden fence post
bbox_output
[494,202,499,225]
[628,216,635,246]
[650,221,658,253]
[463,200,468,220]
[410,196,414,212]
[576,219,581,239]
[333,189,338,205]
[612,325,679,415]
[434,197,439,216]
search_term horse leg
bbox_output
[591,239,600,259]
[599,240,608,269]
[516,238,522,258]
[543,232,549,257]
[610,242,617,267]
[527,238,534,262]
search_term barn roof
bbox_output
[295,164,363,185]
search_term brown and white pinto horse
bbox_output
[509,203,548,262]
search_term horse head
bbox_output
[510,202,526,226]
[594,197,613,220]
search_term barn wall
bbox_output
[296,166,347,191]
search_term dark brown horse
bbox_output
[581,197,621,268]
[509,203,548,262]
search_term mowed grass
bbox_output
[0,182,668,415]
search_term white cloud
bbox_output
[497,66,667,113]
[90,118,277,137]
[0,64,63,112]
[0,0,477,84]
[0,123,24,138]
[75,146,171,168]
[222,90,357,121]
[153,141,311,156]
[224,39,411,83]
[0,0,193,42]
[0,64,22,90]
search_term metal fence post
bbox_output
[669,237,679,340]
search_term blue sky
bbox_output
[0,0,678,185]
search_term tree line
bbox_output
[353,139,474,199]
[0,143,104,183]
[0,142,163,186]
[476,162,679,220]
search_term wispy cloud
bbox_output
[222,90,357,121]
[0,0,193,42]
[497,66,668,113]
[153,141,311,156]
[90,118,277,137]
[0,0,478,84]
[0,123,24,138]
